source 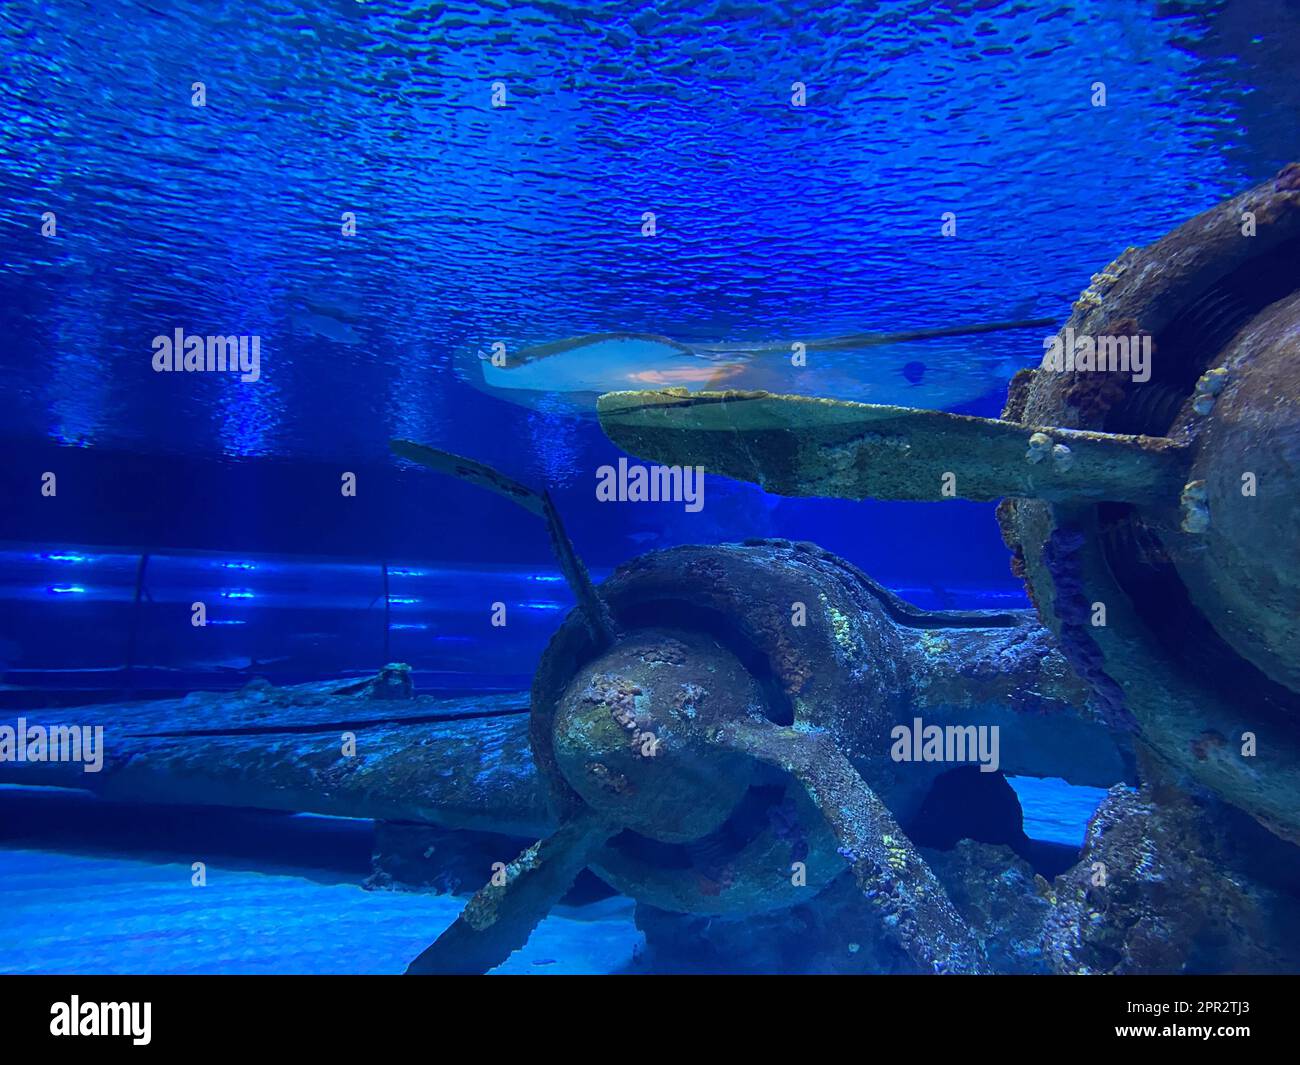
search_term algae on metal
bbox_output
[596,165,1300,847]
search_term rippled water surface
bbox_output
[3,0,1298,473]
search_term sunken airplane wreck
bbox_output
[7,171,1300,974]
[597,166,1300,848]
[592,168,1300,969]
[0,439,1141,975]
[9,434,1297,975]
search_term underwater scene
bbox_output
[2,0,1299,988]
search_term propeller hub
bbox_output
[551,628,761,843]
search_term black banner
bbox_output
[0,974,1290,1052]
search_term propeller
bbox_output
[390,439,989,974]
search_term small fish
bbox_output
[290,308,361,345]
[208,655,294,673]
[287,294,364,345]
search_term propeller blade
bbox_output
[405,810,616,975]
[597,390,1187,504]
[390,439,618,648]
[717,718,990,974]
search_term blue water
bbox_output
[3,0,1295,469]
[5,0,1297,576]
[1,0,1297,974]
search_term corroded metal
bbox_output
[1002,165,1300,843]
[597,165,1300,846]
[385,427,1132,976]
[0,669,548,838]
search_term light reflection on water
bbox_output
[1,0,1296,476]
